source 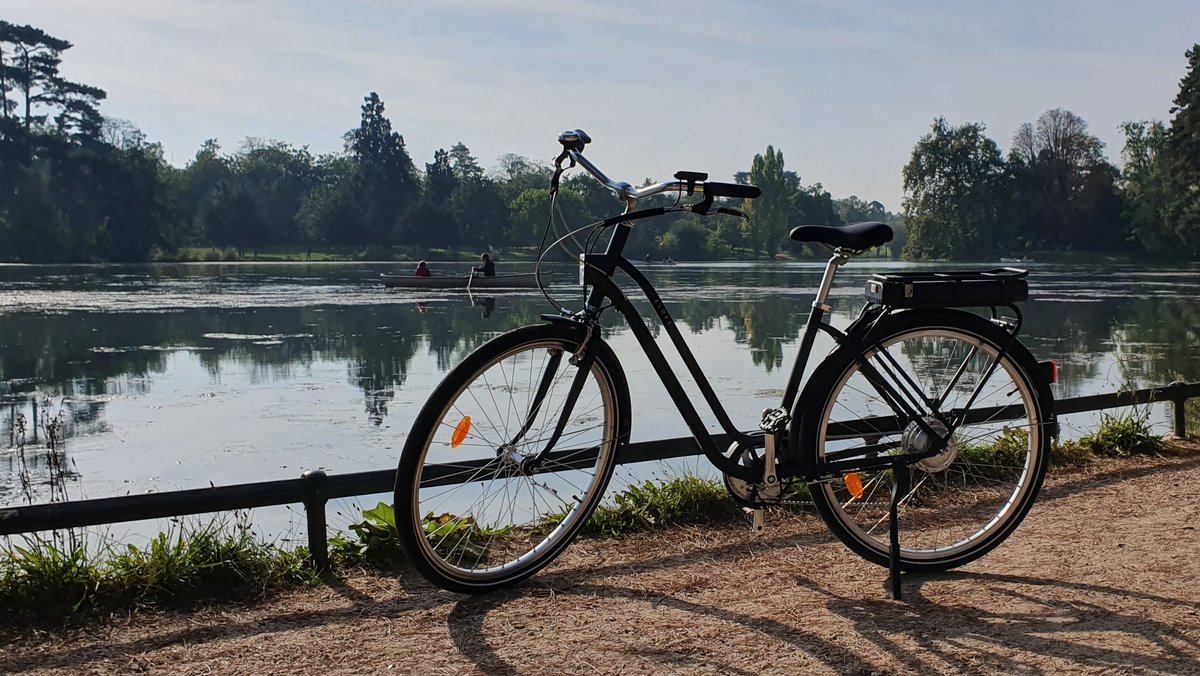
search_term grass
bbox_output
[1056,410,1168,460]
[0,518,316,627]
[576,475,744,537]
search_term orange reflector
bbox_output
[844,472,864,500]
[451,416,471,448]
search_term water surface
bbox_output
[3,260,1197,541]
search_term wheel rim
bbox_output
[816,326,1042,562]
[410,338,618,582]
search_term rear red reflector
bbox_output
[1039,360,1057,384]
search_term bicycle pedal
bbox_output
[744,507,766,535]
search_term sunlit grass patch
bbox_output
[0,518,314,627]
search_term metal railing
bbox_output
[2,381,1197,570]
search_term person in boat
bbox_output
[414,261,432,277]
[473,252,496,277]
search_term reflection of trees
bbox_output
[0,301,550,411]
[720,297,806,371]
[1108,299,1200,386]
[1018,296,1200,395]
[1019,299,1117,396]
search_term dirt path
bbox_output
[4,451,1200,675]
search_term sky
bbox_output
[6,0,1200,210]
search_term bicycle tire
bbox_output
[792,308,1053,572]
[395,322,630,593]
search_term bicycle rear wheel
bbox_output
[395,323,628,593]
[794,309,1052,571]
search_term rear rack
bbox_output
[864,268,1028,308]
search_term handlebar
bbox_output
[556,128,760,204]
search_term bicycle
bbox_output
[394,129,1057,600]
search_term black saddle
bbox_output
[789,221,893,250]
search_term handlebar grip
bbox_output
[705,182,761,199]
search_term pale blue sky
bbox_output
[8,0,1199,209]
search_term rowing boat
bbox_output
[380,272,552,289]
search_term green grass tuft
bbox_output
[1060,411,1165,459]
[577,476,743,537]
[0,519,314,627]
[0,538,103,620]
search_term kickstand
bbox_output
[888,459,909,601]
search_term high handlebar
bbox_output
[556,128,761,203]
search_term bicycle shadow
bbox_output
[815,570,1200,673]
[443,569,1200,674]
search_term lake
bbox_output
[3,259,1199,544]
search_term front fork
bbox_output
[509,322,599,472]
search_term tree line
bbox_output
[902,46,1200,260]
[1,20,1197,263]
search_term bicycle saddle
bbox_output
[789,221,893,250]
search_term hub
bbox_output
[901,417,959,473]
[499,444,532,468]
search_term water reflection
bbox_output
[2,261,1199,508]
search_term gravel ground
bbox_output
[4,447,1200,675]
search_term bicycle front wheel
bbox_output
[794,309,1052,572]
[395,323,628,593]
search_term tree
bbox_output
[1009,108,1123,250]
[745,146,790,258]
[0,21,104,139]
[446,143,509,247]
[177,139,231,245]
[200,181,262,255]
[508,187,585,250]
[659,219,713,260]
[902,118,1012,260]
[787,183,843,258]
[492,153,550,202]
[424,148,456,207]
[345,92,418,245]
[298,155,359,250]
[231,138,319,249]
[447,142,483,183]
[1163,44,1200,257]
[836,196,886,223]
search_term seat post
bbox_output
[813,251,851,312]
[779,250,852,412]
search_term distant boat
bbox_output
[1000,256,1033,263]
[380,272,553,289]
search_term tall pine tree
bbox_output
[1164,44,1200,256]
[345,92,418,245]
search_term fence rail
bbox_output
[3,381,1198,570]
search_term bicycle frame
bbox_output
[527,143,1016,489]
[552,214,962,486]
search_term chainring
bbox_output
[722,442,788,508]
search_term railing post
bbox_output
[1169,381,1188,439]
[301,469,330,572]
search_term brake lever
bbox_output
[550,152,577,192]
[687,199,748,220]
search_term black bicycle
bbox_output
[394,130,1057,599]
